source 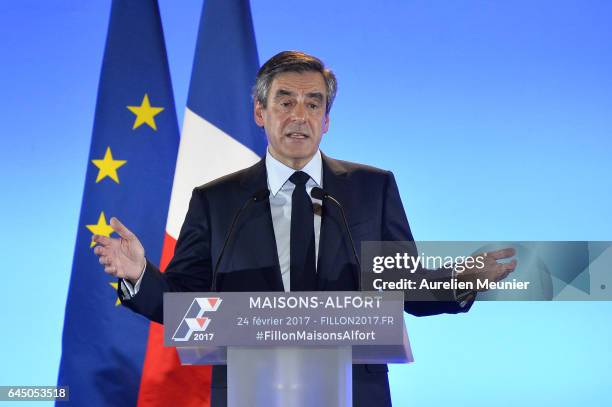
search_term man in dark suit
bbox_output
[93,51,515,407]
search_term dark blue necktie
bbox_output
[289,171,317,291]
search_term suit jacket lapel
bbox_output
[317,153,360,290]
[225,158,284,290]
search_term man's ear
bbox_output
[254,101,265,127]
[322,114,330,134]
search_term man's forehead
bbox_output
[270,71,326,94]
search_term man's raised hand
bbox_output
[458,248,517,291]
[92,217,146,284]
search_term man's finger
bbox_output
[497,269,512,282]
[492,260,516,278]
[104,265,117,276]
[99,256,108,266]
[499,259,517,273]
[487,248,516,260]
[93,234,113,247]
[495,259,517,281]
[94,246,108,256]
[110,217,134,240]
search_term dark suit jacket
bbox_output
[120,153,471,407]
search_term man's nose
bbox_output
[291,102,307,122]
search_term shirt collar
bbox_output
[266,149,322,196]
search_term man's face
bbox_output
[254,71,330,169]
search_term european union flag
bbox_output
[57,1,179,405]
[134,1,262,404]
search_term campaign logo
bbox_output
[172,297,222,342]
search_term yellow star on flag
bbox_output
[127,93,164,130]
[109,282,121,306]
[86,211,114,248]
[91,147,127,183]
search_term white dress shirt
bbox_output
[122,149,323,296]
[266,149,323,291]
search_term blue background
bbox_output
[0,1,610,405]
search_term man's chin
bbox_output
[272,148,318,169]
[287,151,317,161]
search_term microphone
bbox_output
[211,188,270,291]
[311,187,362,290]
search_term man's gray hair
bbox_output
[253,51,337,115]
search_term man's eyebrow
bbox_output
[273,89,324,102]
[274,89,294,99]
[306,92,324,102]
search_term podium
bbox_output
[164,291,412,407]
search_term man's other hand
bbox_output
[92,217,146,284]
[458,248,517,291]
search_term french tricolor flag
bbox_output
[137,1,265,406]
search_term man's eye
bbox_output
[308,103,319,109]
[280,101,291,107]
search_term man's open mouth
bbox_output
[286,132,309,139]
